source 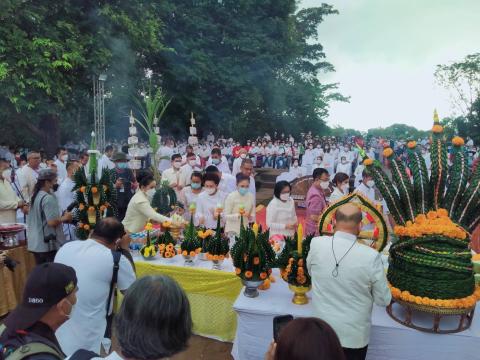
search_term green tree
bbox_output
[367,124,428,140]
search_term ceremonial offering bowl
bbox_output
[212,259,224,270]
[170,225,182,241]
[242,280,264,298]
[183,254,195,266]
[288,285,311,305]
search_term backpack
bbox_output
[0,324,63,360]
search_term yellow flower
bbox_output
[452,136,465,147]
[383,148,394,158]
[364,158,374,166]
[407,141,417,149]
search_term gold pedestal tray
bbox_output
[386,297,475,334]
[288,285,311,305]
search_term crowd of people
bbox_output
[0,130,479,360]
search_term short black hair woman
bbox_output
[266,181,297,240]
[114,275,192,359]
[122,170,172,234]
[224,173,255,235]
[266,317,346,360]
[329,172,350,204]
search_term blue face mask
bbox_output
[212,158,221,165]
[191,182,201,190]
[117,162,128,169]
[238,187,248,196]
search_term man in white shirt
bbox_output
[206,131,215,143]
[179,152,201,187]
[19,151,41,202]
[55,217,136,356]
[99,145,115,170]
[207,148,231,174]
[232,148,247,177]
[307,203,391,360]
[205,165,236,195]
[54,147,68,184]
[0,157,25,224]
[157,140,174,172]
[55,161,80,241]
[162,154,183,197]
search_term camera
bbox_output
[43,233,57,243]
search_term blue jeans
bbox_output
[276,156,286,169]
[263,156,273,167]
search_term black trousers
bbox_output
[343,346,368,360]
[32,251,57,265]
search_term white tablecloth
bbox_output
[231,270,480,360]
[132,253,235,272]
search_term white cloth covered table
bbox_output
[232,270,480,360]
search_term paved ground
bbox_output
[173,336,233,360]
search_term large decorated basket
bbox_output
[360,110,480,333]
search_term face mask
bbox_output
[367,180,375,188]
[146,188,156,200]
[341,159,347,164]
[280,193,290,201]
[52,183,59,192]
[320,181,329,190]
[206,187,216,195]
[173,161,182,169]
[191,182,201,190]
[212,158,221,165]
[61,154,68,161]
[117,162,128,169]
[188,160,196,166]
[3,169,12,180]
[341,184,349,194]
[315,159,321,164]
[238,187,248,196]
[62,299,76,319]
[293,162,299,168]
[240,154,247,159]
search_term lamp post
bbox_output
[93,73,107,152]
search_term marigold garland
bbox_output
[407,141,417,149]
[432,124,444,134]
[383,147,394,158]
[452,136,465,147]
[388,283,480,309]
[394,209,467,240]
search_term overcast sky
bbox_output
[300,0,480,130]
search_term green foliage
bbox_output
[443,146,469,218]
[367,124,429,140]
[388,155,416,222]
[181,215,200,253]
[406,147,430,214]
[206,216,229,256]
[151,181,177,215]
[429,133,448,210]
[157,230,175,246]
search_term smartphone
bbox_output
[273,315,294,342]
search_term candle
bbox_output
[297,224,303,255]
[216,202,223,210]
[189,202,196,212]
[252,223,259,238]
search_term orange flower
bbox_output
[91,186,98,194]
[100,205,106,212]
[83,224,90,231]
[213,255,219,261]
[259,279,271,290]
[437,208,448,218]
[162,221,172,228]
[189,251,196,257]
[219,254,225,260]
[182,250,188,256]
[159,244,166,250]
[253,257,260,265]
[298,259,304,267]
[235,268,241,275]
[80,186,86,193]
[88,206,95,212]
[260,272,267,280]
[383,147,394,158]
[432,124,444,133]
[407,141,417,149]
[208,253,214,260]
[244,271,253,279]
[452,136,465,147]
[364,158,374,166]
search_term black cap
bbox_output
[4,263,77,331]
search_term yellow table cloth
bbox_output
[0,245,36,316]
[135,259,242,342]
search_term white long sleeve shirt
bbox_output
[307,232,391,348]
[265,197,297,238]
[224,190,255,235]
[0,178,19,224]
[195,190,227,229]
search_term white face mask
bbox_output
[240,153,247,159]
[146,188,156,200]
[188,160,196,166]
[206,187,216,195]
[320,181,330,190]
[341,184,349,194]
[280,193,290,201]
[366,180,375,188]
[315,159,322,164]
[61,154,68,161]
[293,162,299,168]
[173,161,182,169]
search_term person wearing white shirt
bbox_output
[353,161,365,188]
[207,148,231,174]
[239,158,257,207]
[307,203,391,359]
[179,153,201,188]
[336,156,352,177]
[179,171,204,223]
[330,172,350,204]
[232,148,247,177]
[99,145,115,170]
[205,165,236,195]
[162,154,183,198]
[19,151,41,202]
[157,140,175,172]
[54,147,68,184]
[0,158,25,224]
[266,181,297,238]
[207,131,215,143]
[55,161,80,241]
[302,144,315,173]
[288,159,307,179]
[224,174,255,235]
[55,218,136,355]
[195,173,227,229]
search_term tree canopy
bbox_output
[0,0,345,152]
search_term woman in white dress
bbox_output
[195,172,226,229]
[179,171,203,225]
[329,172,350,204]
[224,174,255,235]
[322,146,335,176]
[266,181,297,239]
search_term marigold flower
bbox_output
[189,251,196,257]
[235,268,241,275]
[80,186,86,193]
[383,147,394,158]
[260,272,267,280]
[363,158,374,166]
[407,141,417,149]
[244,271,253,279]
[432,124,444,133]
[253,257,260,265]
[79,203,85,210]
[452,136,465,147]
[83,224,90,231]
[91,186,98,194]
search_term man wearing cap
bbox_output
[27,169,72,264]
[111,152,137,221]
[0,263,78,359]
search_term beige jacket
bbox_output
[122,190,171,233]
[0,179,19,224]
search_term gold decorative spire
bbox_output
[433,109,439,123]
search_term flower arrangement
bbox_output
[74,132,116,239]
[198,228,215,253]
[139,222,157,260]
[180,215,201,263]
[206,216,230,269]
[383,147,394,158]
[157,228,177,259]
[231,223,275,284]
